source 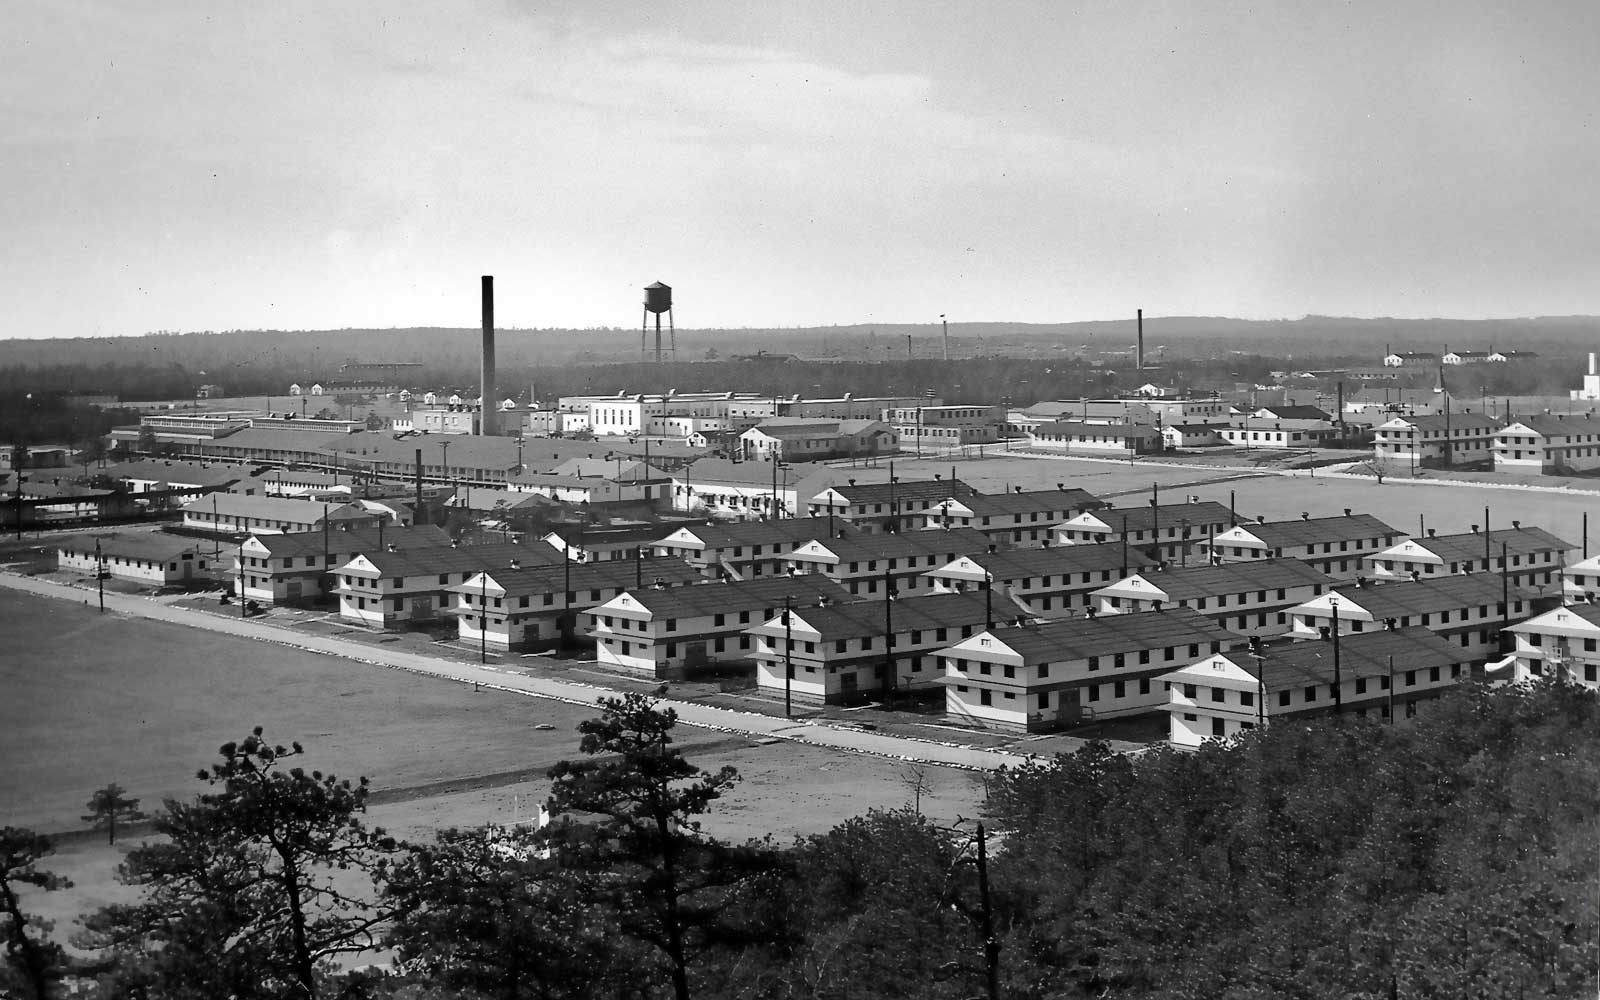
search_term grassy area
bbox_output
[0,589,987,838]
[2,585,991,958]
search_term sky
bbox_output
[5,0,1599,339]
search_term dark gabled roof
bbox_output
[349,541,551,578]
[1392,527,1573,564]
[1103,559,1331,601]
[1252,628,1467,688]
[598,576,858,619]
[1499,415,1600,438]
[449,487,560,512]
[1066,501,1238,535]
[1220,513,1402,548]
[659,517,850,551]
[20,483,115,499]
[746,420,845,438]
[1318,575,1529,619]
[202,427,364,455]
[936,488,1101,519]
[678,458,830,488]
[551,522,709,548]
[752,592,995,640]
[1379,413,1500,431]
[985,607,1236,662]
[1252,405,1332,421]
[58,532,202,563]
[839,419,890,435]
[499,473,611,490]
[817,479,976,506]
[929,544,1162,582]
[258,470,345,487]
[108,459,248,488]
[248,524,451,558]
[1508,602,1600,632]
[796,527,991,563]
[457,558,703,597]
[1032,421,1160,438]
[186,494,368,522]
[320,432,523,470]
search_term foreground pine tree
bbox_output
[81,727,397,1000]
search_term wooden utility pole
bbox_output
[882,567,896,697]
[977,823,1000,1000]
[783,597,794,718]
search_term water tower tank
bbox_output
[643,281,672,314]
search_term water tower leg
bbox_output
[655,313,663,364]
[642,308,649,361]
[669,309,675,362]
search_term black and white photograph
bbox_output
[3,2,1598,996]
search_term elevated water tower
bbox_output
[642,281,675,363]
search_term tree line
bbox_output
[4,682,1597,999]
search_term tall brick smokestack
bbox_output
[481,275,497,437]
[1136,308,1144,371]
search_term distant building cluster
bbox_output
[1382,346,1539,367]
[41,431,1583,754]
[20,338,1600,757]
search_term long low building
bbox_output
[1493,415,1600,475]
[1090,559,1333,636]
[337,542,544,628]
[808,477,978,535]
[1026,421,1162,456]
[1053,501,1238,562]
[1197,511,1404,580]
[58,533,212,586]
[913,487,1101,546]
[235,524,452,605]
[449,557,704,651]
[745,591,998,703]
[3,483,141,526]
[924,544,1164,615]
[1286,574,1534,664]
[783,527,992,596]
[584,576,858,679]
[1161,627,1474,749]
[182,493,384,535]
[670,459,839,523]
[1365,525,1572,590]
[653,517,851,581]
[936,608,1240,731]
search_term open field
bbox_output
[3,585,992,958]
[0,589,986,839]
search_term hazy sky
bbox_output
[5,0,1598,339]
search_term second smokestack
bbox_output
[1136,308,1144,372]
[481,275,498,437]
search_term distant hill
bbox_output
[2,315,1596,400]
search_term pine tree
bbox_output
[83,727,397,1000]
[0,827,72,1000]
[82,783,144,846]
[542,693,755,1000]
